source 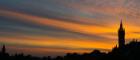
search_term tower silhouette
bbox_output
[118,21,125,48]
[1,45,6,54]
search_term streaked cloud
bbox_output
[0,0,140,56]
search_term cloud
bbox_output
[0,9,116,52]
[0,10,116,35]
[1,0,140,56]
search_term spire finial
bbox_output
[120,20,123,28]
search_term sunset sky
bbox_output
[1,0,140,57]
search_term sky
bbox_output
[1,0,140,57]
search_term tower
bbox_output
[1,45,6,54]
[118,21,125,48]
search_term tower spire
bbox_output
[1,45,6,54]
[120,20,123,29]
[118,20,125,48]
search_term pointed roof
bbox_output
[120,20,123,28]
[119,20,124,30]
[2,44,6,53]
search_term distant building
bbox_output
[1,45,6,54]
[118,21,125,48]
[0,45,9,59]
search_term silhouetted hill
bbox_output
[109,41,140,60]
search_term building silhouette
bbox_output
[118,21,125,48]
[1,45,6,54]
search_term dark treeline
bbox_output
[0,41,140,60]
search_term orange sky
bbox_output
[1,0,140,57]
[1,10,140,55]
